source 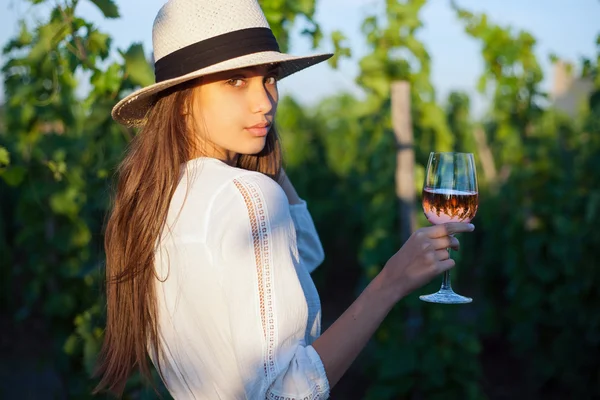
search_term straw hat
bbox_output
[112,0,333,126]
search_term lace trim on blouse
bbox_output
[233,178,278,383]
[234,177,326,400]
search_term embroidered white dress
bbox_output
[152,157,329,399]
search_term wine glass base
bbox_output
[419,289,472,304]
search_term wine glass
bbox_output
[419,152,479,304]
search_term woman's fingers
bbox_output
[429,236,459,250]
[449,236,460,251]
[405,223,472,281]
[434,249,450,261]
[427,223,474,238]
[436,258,456,272]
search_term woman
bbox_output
[93,0,475,398]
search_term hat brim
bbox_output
[112,51,333,126]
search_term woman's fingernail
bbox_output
[468,224,475,230]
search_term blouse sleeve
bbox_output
[289,200,325,274]
[207,172,330,399]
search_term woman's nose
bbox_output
[250,81,276,114]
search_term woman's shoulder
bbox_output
[185,158,287,217]
[216,170,287,214]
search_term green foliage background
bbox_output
[1,0,599,398]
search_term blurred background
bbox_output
[1,0,599,398]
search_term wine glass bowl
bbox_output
[419,152,479,304]
[422,188,478,225]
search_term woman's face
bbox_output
[189,64,280,164]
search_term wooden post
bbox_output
[392,82,421,341]
[391,81,416,244]
[473,127,497,184]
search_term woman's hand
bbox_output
[379,223,475,302]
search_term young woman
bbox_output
[93,0,475,398]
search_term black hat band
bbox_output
[154,27,280,83]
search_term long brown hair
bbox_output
[93,80,282,396]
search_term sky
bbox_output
[0,0,599,116]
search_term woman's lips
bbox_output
[246,123,271,137]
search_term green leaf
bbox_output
[89,0,120,19]
[72,220,92,247]
[16,21,33,48]
[49,187,81,216]
[87,29,111,59]
[47,160,67,181]
[121,43,154,87]
[0,146,9,167]
[291,0,315,15]
[84,336,100,374]
[63,334,80,355]
[27,20,67,64]
[91,62,122,94]
[0,166,26,186]
[328,30,352,69]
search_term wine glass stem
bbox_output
[441,270,452,291]
[441,248,452,291]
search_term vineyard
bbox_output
[1,0,599,398]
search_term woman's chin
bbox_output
[242,138,267,155]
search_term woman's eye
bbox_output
[227,78,244,87]
[265,76,278,85]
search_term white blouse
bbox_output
[151,157,330,399]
